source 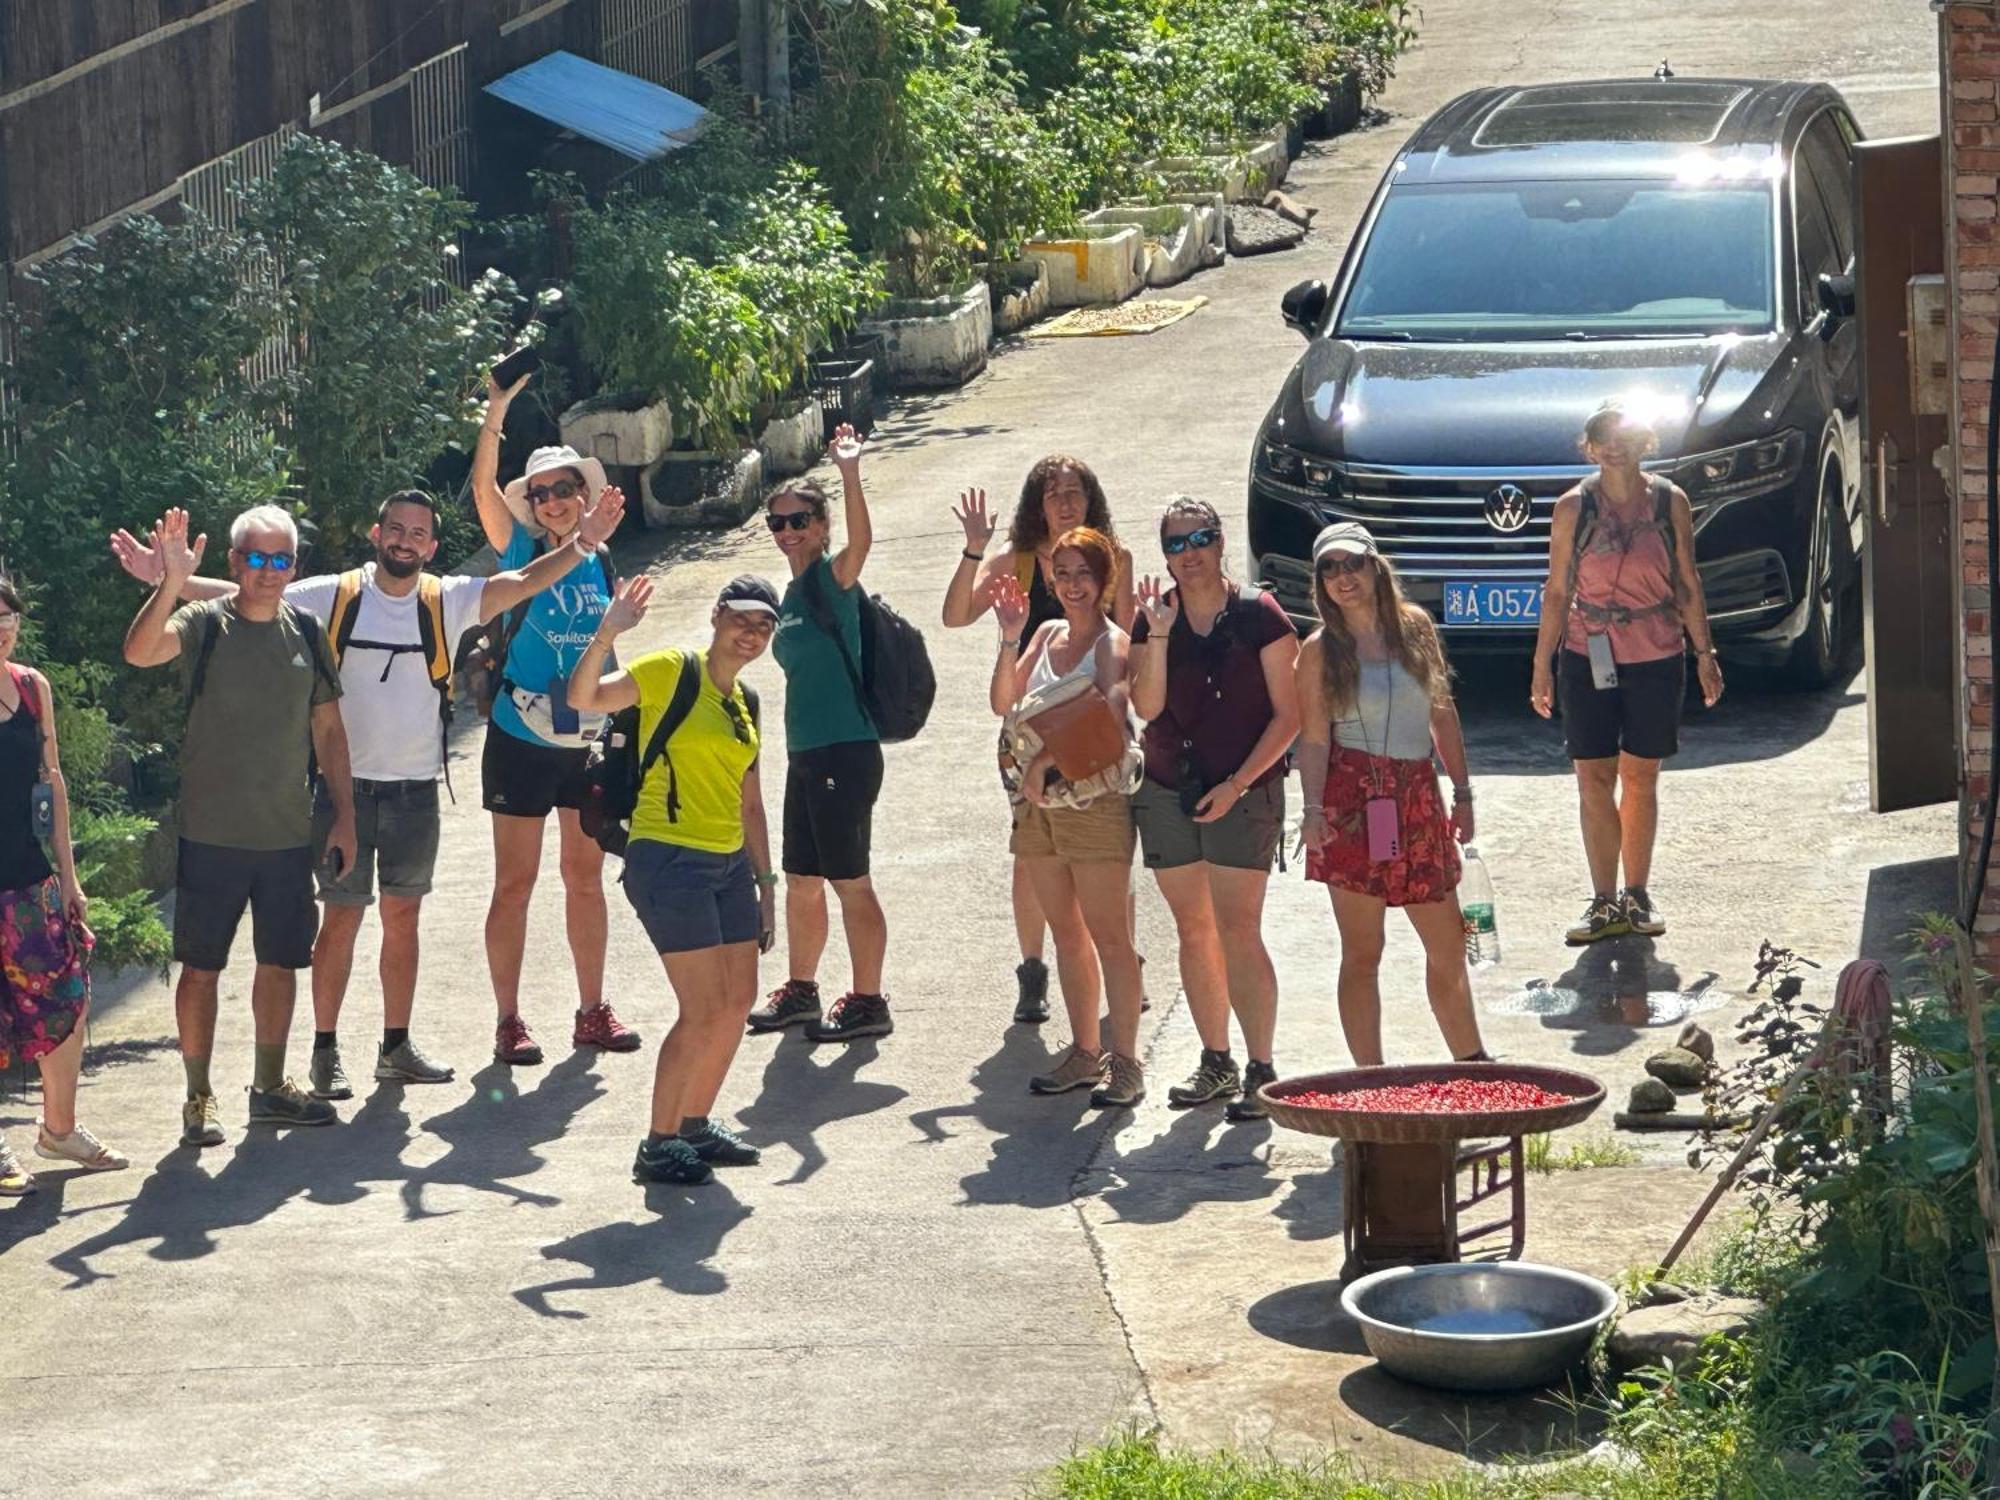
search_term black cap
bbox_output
[716,573,781,617]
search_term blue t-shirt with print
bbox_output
[491,522,613,748]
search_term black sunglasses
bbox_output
[1318,553,1373,577]
[527,477,582,506]
[721,696,752,745]
[766,510,815,533]
[1162,527,1221,557]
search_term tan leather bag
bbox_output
[1002,671,1142,811]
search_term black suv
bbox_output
[1248,78,1862,684]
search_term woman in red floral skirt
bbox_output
[1296,523,1487,1067]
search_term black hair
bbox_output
[378,490,442,529]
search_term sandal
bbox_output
[36,1123,130,1172]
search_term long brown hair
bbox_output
[1008,455,1114,554]
[1311,552,1451,720]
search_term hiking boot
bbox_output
[247,1079,338,1128]
[1565,895,1630,946]
[633,1136,713,1186]
[1013,958,1050,1025]
[682,1120,761,1167]
[574,1001,641,1053]
[1167,1050,1242,1109]
[1029,1044,1109,1095]
[748,980,821,1034]
[1227,1060,1279,1122]
[376,1038,455,1085]
[34,1124,129,1172]
[1621,886,1667,938]
[0,1140,33,1196]
[309,1044,353,1101]
[181,1093,226,1149]
[1091,1054,1146,1110]
[494,1014,543,1066]
[806,992,893,1043]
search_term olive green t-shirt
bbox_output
[169,600,341,851]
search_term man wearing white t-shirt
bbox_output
[114,487,625,1098]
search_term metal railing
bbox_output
[179,126,300,390]
[412,45,473,292]
[601,0,696,95]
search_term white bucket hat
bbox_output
[502,446,608,536]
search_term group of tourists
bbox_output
[0,383,1722,1194]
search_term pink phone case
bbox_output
[1365,796,1401,862]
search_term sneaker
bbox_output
[34,1124,129,1172]
[1091,1054,1146,1110]
[181,1093,226,1149]
[806,992,893,1043]
[1029,1044,1109,1095]
[574,1001,642,1053]
[309,1044,353,1101]
[1167,1051,1241,1109]
[247,1079,338,1128]
[682,1120,761,1167]
[1013,958,1050,1025]
[494,1014,544,1066]
[1227,1060,1279,1122]
[376,1038,456,1084]
[1622,886,1667,938]
[1565,895,1630,946]
[0,1140,33,1196]
[633,1136,714,1186]
[748,980,822,1034]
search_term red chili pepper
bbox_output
[1276,1078,1574,1113]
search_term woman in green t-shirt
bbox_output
[570,574,780,1187]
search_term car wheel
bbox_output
[1784,474,1849,691]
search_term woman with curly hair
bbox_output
[1296,523,1488,1068]
[943,455,1135,1025]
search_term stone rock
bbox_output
[1676,1022,1716,1062]
[1264,190,1318,228]
[1627,1078,1676,1113]
[1637,1280,1693,1308]
[1645,1047,1710,1090]
[1608,1295,1763,1374]
[1224,204,1307,256]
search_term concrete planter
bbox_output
[986,258,1051,335]
[756,397,823,480]
[1169,192,1229,269]
[1242,133,1290,194]
[560,397,674,468]
[1021,224,1148,308]
[1084,204,1211,288]
[640,447,764,529]
[1307,73,1365,139]
[1147,153,1251,203]
[860,279,993,391]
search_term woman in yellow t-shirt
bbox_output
[569,573,780,1187]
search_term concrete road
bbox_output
[1,3,1951,1495]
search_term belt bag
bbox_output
[507,683,603,747]
[1003,675,1141,812]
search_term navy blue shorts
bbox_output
[622,841,759,954]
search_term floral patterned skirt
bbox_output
[1304,745,1461,908]
[0,876,91,1069]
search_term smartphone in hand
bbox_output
[492,345,543,389]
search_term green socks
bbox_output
[252,1043,287,1092]
[183,1053,212,1100]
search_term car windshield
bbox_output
[1337,179,1776,339]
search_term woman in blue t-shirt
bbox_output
[473,371,637,1068]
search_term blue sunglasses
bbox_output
[241,550,296,571]
[1162,527,1220,556]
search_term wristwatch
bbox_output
[755,871,779,888]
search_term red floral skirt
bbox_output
[0,876,91,1069]
[1304,745,1460,907]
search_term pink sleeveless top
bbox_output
[1562,479,1684,665]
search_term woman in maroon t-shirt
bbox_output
[1129,497,1300,1119]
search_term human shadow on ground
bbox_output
[1335,1363,1607,1463]
[906,1025,1110,1210]
[1092,1106,1279,1227]
[513,1183,754,1318]
[400,1054,604,1219]
[1270,1155,1344,1245]
[735,1032,908,1186]
[1484,940,1720,1060]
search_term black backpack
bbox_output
[801,565,935,744]
[581,654,760,857]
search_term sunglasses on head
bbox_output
[527,477,582,506]
[721,696,753,745]
[241,550,296,572]
[766,509,815,533]
[1162,526,1220,557]
[1318,553,1372,577]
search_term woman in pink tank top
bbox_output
[1531,403,1724,946]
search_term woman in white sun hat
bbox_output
[472,368,640,1067]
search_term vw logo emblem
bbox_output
[1484,484,1533,535]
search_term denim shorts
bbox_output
[313,779,441,905]
[622,841,759,954]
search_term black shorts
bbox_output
[481,726,590,819]
[1560,649,1685,762]
[174,840,318,972]
[782,740,884,882]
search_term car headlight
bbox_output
[1257,439,1340,494]
[1677,430,1805,509]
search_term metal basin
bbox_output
[1340,1262,1616,1392]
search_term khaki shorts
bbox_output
[1010,794,1136,865]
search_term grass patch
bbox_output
[1522,1133,1641,1175]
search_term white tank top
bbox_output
[1028,628,1102,696]
[1334,658,1434,760]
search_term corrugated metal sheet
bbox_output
[483,48,706,162]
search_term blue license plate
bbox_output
[1443,581,1542,626]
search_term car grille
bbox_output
[1314,465,1590,578]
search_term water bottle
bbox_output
[1460,846,1500,969]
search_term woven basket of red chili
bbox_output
[1259,1062,1605,1143]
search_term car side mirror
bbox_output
[1281,280,1330,337]
[1816,271,1856,336]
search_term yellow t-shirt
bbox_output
[626,648,759,854]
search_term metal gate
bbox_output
[412,45,473,290]
[179,126,299,390]
[601,0,695,95]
